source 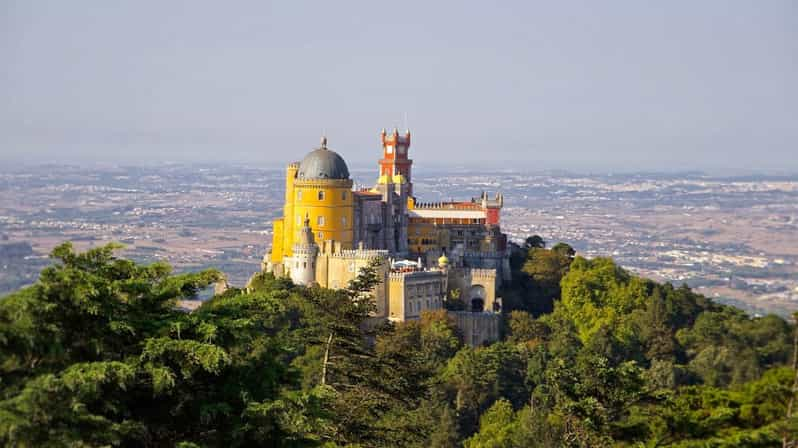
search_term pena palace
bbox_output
[260,129,509,345]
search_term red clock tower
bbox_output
[379,128,413,195]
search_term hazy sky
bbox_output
[2,1,796,173]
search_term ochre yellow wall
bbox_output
[275,164,355,259]
[270,219,284,263]
[281,163,298,258]
[408,221,441,254]
[388,279,405,320]
[291,179,354,249]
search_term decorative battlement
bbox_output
[287,162,300,170]
[388,269,443,281]
[467,268,497,278]
[293,178,353,188]
[381,127,411,148]
[414,201,483,210]
[291,246,317,254]
[328,249,389,260]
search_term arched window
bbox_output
[317,215,325,226]
[341,191,347,200]
[318,191,325,201]
[296,190,302,201]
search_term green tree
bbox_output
[464,399,516,448]
[524,235,546,250]
[558,256,648,344]
[0,243,331,447]
[506,310,548,345]
[430,405,462,448]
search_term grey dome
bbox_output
[297,138,350,180]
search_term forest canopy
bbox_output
[1,240,798,447]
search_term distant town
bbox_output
[1,163,796,317]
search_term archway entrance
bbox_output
[468,285,486,312]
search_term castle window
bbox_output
[296,215,301,225]
[318,191,325,201]
[341,191,347,200]
[297,190,302,200]
[303,262,307,268]
[317,231,323,240]
[342,216,347,226]
[317,215,325,226]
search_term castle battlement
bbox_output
[388,270,443,281]
[388,273,406,282]
[291,245,317,254]
[414,201,483,210]
[467,268,497,278]
[293,178,353,188]
[329,249,389,260]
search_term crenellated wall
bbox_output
[446,267,498,313]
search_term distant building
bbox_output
[261,130,509,346]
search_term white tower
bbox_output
[290,215,318,286]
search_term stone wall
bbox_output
[449,311,500,347]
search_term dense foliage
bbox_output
[2,240,798,447]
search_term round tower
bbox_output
[290,215,318,286]
[292,136,354,248]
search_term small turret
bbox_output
[298,214,315,246]
[290,215,318,286]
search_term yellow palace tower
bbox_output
[270,136,354,265]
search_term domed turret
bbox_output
[290,215,318,286]
[297,136,350,180]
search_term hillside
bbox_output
[1,240,797,447]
